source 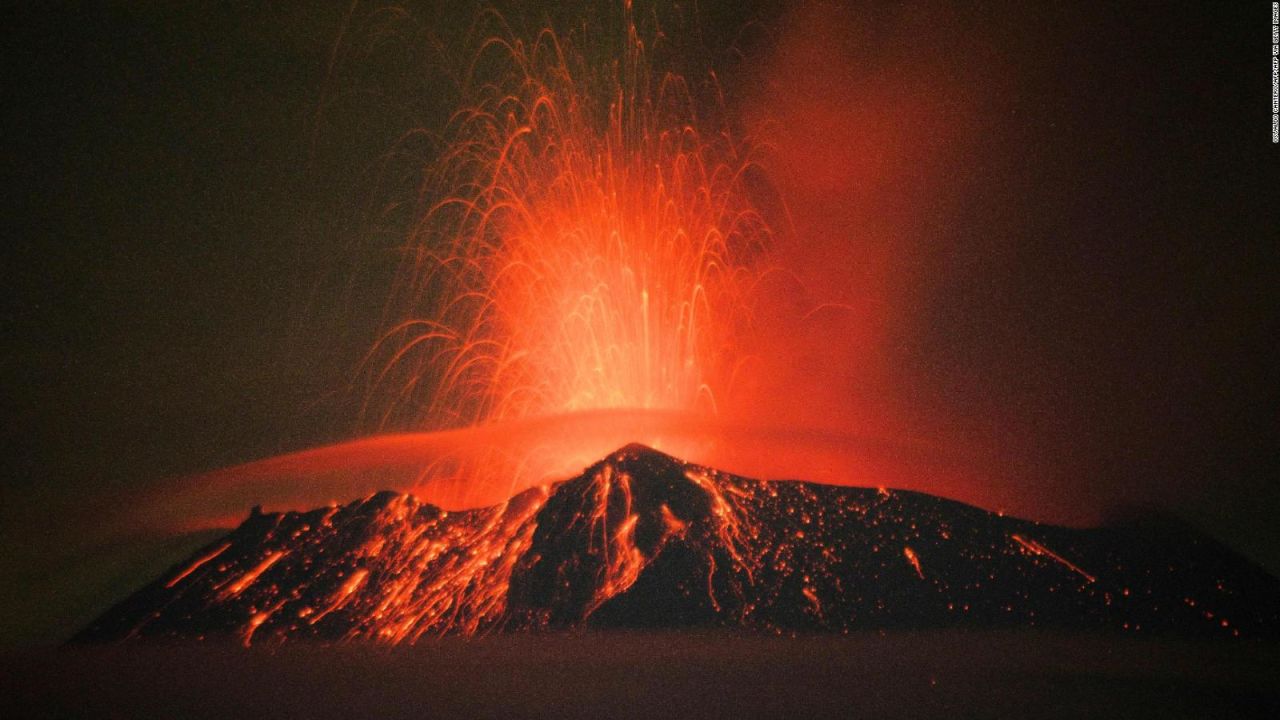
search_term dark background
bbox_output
[2,1,1277,646]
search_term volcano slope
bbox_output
[75,445,1280,644]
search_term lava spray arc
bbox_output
[357,3,777,503]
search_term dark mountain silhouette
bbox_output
[76,445,1280,644]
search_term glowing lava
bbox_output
[361,2,773,506]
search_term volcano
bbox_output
[76,445,1280,645]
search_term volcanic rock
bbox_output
[75,445,1280,644]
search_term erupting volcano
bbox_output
[7,0,1278,718]
[68,6,1280,651]
[78,445,1280,645]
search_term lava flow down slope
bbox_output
[76,445,1280,645]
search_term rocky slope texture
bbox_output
[76,445,1280,645]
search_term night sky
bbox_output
[2,1,1277,646]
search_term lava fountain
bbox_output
[355,5,775,506]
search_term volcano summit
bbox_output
[76,445,1280,645]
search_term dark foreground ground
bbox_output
[3,631,1277,719]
